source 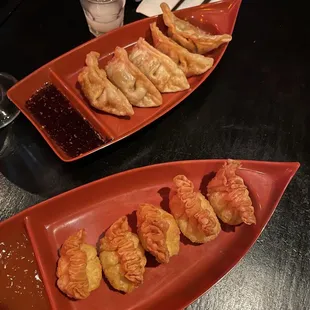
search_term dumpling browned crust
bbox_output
[160,2,232,54]
[150,23,214,77]
[129,38,189,93]
[207,160,256,225]
[99,216,147,293]
[105,47,162,107]
[137,203,180,263]
[78,51,134,116]
[56,229,102,299]
[169,175,221,243]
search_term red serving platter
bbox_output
[7,0,241,162]
[0,159,300,309]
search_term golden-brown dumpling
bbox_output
[105,47,162,107]
[78,51,134,116]
[99,216,147,293]
[56,229,102,299]
[160,3,232,54]
[129,37,189,93]
[169,175,221,243]
[137,203,180,263]
[150,23,214,77]
[207,160,256,225]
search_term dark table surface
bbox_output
[0,0,309,309]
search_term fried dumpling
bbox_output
[137,203,180,263]
[99,216,147,293]
[129,38,189,93]
[207,160,256,225]
[150,23,214,77]
[105,47,162,108]
[160,3,232,54]
[78,51,134,116]
[169,175,221,243]
[56,229,102,299]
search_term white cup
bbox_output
[80,0,126,36]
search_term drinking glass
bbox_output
[80,0,126,37]
[0,73,20,129]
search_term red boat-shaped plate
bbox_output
[0,160,300,309]
[7,0,241,162]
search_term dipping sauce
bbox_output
[0,226,49,310]
[26,83,106,158]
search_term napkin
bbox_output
[136,0,219,17]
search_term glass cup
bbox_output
[0,73,20,129]
[80,0,126,37]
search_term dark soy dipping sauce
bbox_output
[26,83,106,157]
